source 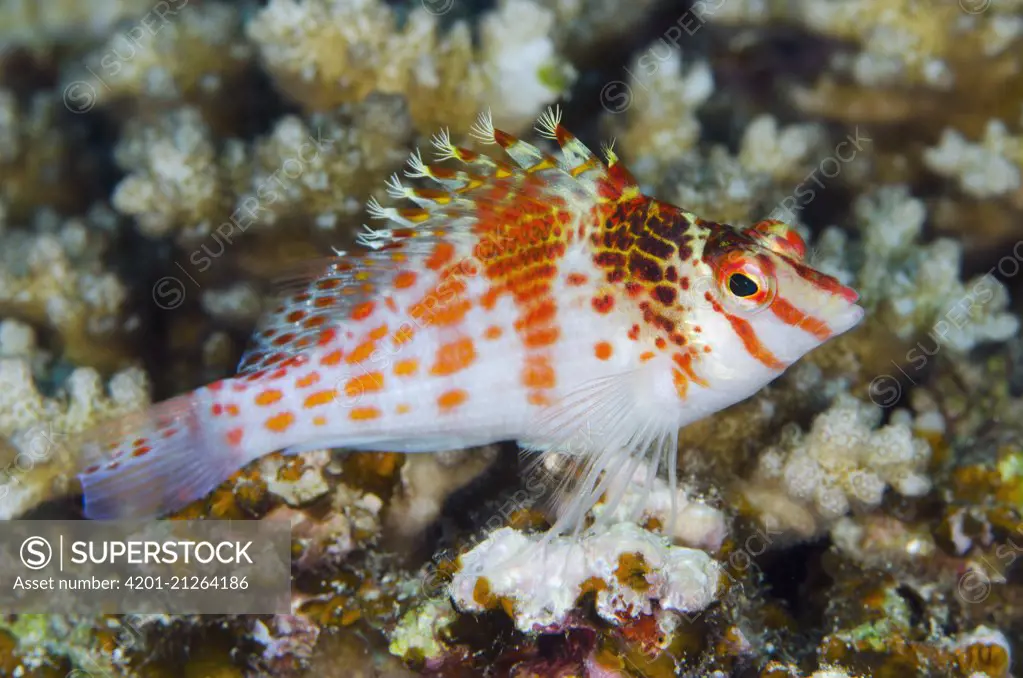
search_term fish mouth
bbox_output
[832,303,866,335]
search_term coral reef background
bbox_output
[1,0,1023,676]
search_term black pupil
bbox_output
[729,274,759,297]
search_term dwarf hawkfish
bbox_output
[76,107,864,535]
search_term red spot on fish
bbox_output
[592,294,614,313]
[352,301,375,321]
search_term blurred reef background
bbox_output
[2,0,1023,676]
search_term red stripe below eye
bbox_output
[770,296,831,341]
[705,291,787,371]
[723,313,787,371]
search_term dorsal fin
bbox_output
[238,108,641,375]
[357,107,640,251]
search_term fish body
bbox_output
[77,108,864,530]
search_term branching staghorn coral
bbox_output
[238,94,414,231]
[63,1,253,113]
[247,0,575,134]
[813,184,1019,350]
[0,0,154,49]
[112,105,233,239]
[602,46,715,183]
[0,205,136,370]
[707,0,1022,89]
[924,112,1023,200]
[112,95,415,240]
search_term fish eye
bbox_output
[714,252,776,313]
[728,273,759,298]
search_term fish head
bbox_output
[690,218,864,379]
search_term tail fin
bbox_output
[75,391,236,519]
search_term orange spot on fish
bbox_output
[437,389,468,411]
[132,446,151,457]
[522,356,556,389]
[394,270,417,288]
[313,415,327,426]
[350,407,381,421]
[296,373,320,388]
[672,352,710,388]
[255,389,283,406]
[226,428,244,446]
[566,272,588,286]
[524,327,559,348]
[672,369,688,400]
[392,324,415,346]
[594,341,613,361]
[346,340,376,364]
[211,404,223,416]
[369,324,389,341]
[266,412,295,432]
[396,404,411,414]
[528,392,552,406]
[321,350,344,366]
[394,359,419,377]
[484,325,502,340]
[304,390,336,408]
[432,298,472,327]
[431,338,477,376]
[426,241,456,270]
[345,372,384,397]
[226,404,240,417]
[639,351,655,362]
